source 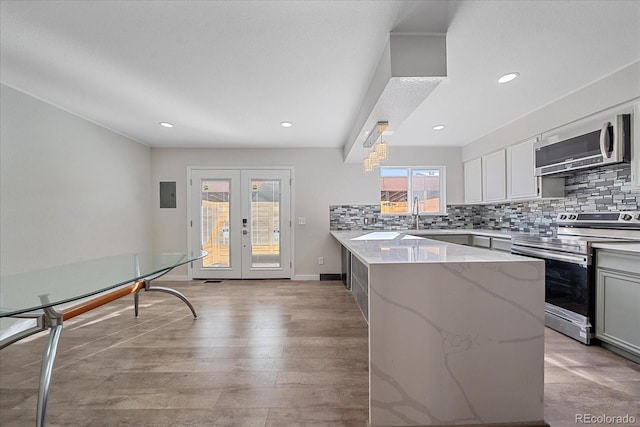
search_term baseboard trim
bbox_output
[292,274,320,281]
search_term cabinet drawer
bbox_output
[491,238,512,252]
[471,235,491,248]
[597,250,640,275]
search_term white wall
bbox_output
[151,146,462,278]
[0,84,152,275]
[462,61,640,162]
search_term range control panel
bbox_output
[556,211,640,224]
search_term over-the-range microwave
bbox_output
[534,113,631,176]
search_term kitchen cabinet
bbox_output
[506,137,565,199]
[482,150,506,202]
[341,245,351,290]
[491,237,512,252]
[507,137,538,199]
[463,158,483,203]
[471,235,491,248]
[425,234,471,246]
[596,248,640,362]
[351,255,368,322]
[632,101,640,188]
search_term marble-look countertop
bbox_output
[331,230,528,265]
[592,242,640,253]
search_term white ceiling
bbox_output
[1,1,639,159]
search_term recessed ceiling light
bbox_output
[280,121,293,128]
[159,122,174,128]
[497,72,519,84]
[433,125,445,131]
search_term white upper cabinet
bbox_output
[463,157,483,203]
[464,138,564,205]
[482,150,506,202]
[506,137,538,199]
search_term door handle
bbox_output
[599,122,612,159]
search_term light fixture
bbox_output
[374,141,388,160]
[280,121,293,128]
[362,121,389,172]
[363,158,373,172]
[159,122,174,128]
[433,125,445,131]
[363,121,388,148]
[497,72,519,84]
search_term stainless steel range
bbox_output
[511,211,640,344]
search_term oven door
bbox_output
[511,245,590,316]
[512,245,594,343]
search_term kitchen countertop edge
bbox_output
[330,229,540,266]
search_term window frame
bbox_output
[379,166,447,216]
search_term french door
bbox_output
[189,168,292,279]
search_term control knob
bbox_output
[568,214,577,220]
[559,214,567,220]
[621,214,633,221]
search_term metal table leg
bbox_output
[133,273,198,319]
[144,282,198,319]
[36,304,64,427]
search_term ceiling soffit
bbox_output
[344,34,447,164]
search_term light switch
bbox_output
[298,217,306,225]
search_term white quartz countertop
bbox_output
[592,242,640,254]
[331,230,534,265]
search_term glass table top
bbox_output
[0,251,206,317]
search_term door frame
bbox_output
[186,166,295,280]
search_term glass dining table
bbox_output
[0,250,206,427]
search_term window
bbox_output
[380,167,446,215]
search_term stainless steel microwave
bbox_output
[534,114,631,176]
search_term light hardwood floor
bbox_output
[1,280,638,426]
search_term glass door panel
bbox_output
[190,169,241,279]
[201,179,230,268]
[250,179,281,268]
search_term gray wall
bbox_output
[0,84,152,275]
[150,146,462,278]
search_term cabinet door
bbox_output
[507,137,538,199]
[632,101,640,188]
[463,158,483,203]
[596,267,640,357]
[482,150,506,202]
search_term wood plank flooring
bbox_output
[1,280,638,426]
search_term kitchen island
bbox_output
[331,230,546,427]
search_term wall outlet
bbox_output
[318,256,324,265]
[298,217,306,225]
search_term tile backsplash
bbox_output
[330,163,639,236]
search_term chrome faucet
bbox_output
[413,196,420,230]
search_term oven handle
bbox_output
[511,245,589,267]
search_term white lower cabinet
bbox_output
[596,249,640,361]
